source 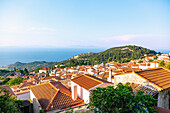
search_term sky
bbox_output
[0,0,170,50]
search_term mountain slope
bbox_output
[61,45,157,66]
[4,45,157,70]
[5,61,57,71]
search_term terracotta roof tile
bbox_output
[50,91,83,111]
[0,86,16,97]
[31,83,57,110]
[30,82,83,111]
[20,82,35,88]
[135,68,170,90]
[39,67,48,71]
[154,106,170,113]
[71,74,110,90]
[41,76,62,80]
[126,83,158,96]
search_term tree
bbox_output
[69,59,75,66]
[2,78,11,85]
[159,60,165,67]
[23,68,29,75]
[166,62,170,70]
[16,69,24,74]
[36,68,41,73]
[7,77,23,86]
[0,88,23,112]
[14,67,17,71]
[88,83,157,113]
[46,72,49,77]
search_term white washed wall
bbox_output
[17,92,30,100]
[30,90,36,101]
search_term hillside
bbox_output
[5,61,57,71]
[60,45,157,66]
[3,45,157,71]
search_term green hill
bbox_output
[5,61,57,71]
[60,45,157,66]
[4,45,157,71]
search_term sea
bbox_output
[0,47,169,67]
[0,47,104,66]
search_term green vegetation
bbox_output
[39,109,45,113]
[61,45,157,66]
[138,60,143,63]
[88,83,157,113]
[0,88,23,112]
[0,70,15,76]
[6,61,57,71]
[166,62,170,70]
[159,60,165,67]
[149,60,154,62]
[4,45,157,69]
[0,78,11,85]
[7,77,23,86]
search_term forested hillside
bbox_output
[60,45,157,66]
[5,61,57,71]
[4,45,157,70]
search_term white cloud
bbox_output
[28,27,56,32]
[102,34,169,42]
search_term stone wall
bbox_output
[114,72,161,91]
[114,72,147,87]
[157,89,170,109]
[33,98,41,113]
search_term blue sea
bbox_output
[0,47,169,67]
[0,47,104,66]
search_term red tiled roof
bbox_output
[30,82,83,111]
[127,83,158,96]
[135,68,170,90]
[154,106,170,113]
[19,82,35,88]
[71,74,110,90]
[40,76,62,80]
[39,67,48,71]
[0,86,16,97]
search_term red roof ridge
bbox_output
[30,82,48,89]
[135,67,162,73]
[83,74,103,83]
[46,82,83,111]
[46,83,59,110]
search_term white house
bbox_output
[71,74,113,103]
[114,68,170,109]
[30,81,83,112]
[11,82,35,100]
[39,67,48,73]
[150,61,159,68]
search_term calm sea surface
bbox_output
[0,47,169,66]
[0,48,104,66]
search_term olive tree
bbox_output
[88,83,157,113]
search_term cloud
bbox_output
[102,34,169,42]
[28,27,56,32]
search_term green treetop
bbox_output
[88,83,157,113]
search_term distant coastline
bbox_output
[0,47,169,68]
[0,48,104,67]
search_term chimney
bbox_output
[72,85,77,100]
[109,69,112,82]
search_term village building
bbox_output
[40,76,62,83]
[158,53,170,61]
[39,67,48,73]
[114,68,170,109]
[71,74,113,103]
[30,81,83,112]
[0,86,17,97]
[11,82,35,100]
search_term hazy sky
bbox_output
[0,0,170,50]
